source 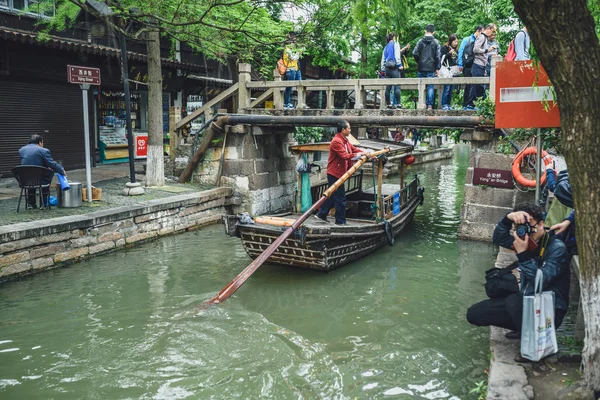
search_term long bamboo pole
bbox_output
[203,147,391,305]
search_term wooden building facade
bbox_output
[0,5,233,177]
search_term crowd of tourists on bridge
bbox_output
[381,23,531,110]
[280,24,531,111]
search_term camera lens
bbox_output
[516,224,529,238]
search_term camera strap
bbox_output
[537,231,551,262]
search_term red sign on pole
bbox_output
[67,65,101,85]
[135,135,148,159]
[495,61,560,129]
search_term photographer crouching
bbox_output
[466,204,570,359]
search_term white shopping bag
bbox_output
[520,269,558,361]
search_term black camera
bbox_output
[515,223,531,238]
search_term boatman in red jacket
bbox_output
[315,120,366,225]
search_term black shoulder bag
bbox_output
[484,261,519,299]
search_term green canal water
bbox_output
[0,145,495,399]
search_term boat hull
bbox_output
[236,194,421,272]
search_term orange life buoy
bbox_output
[511,147,553,187]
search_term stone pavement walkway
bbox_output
[0,163,214,227]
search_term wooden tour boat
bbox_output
[224,139,425,272]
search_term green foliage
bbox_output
[33,0,79,37]
[497,128,563,155]
[294,126,324,144]
[469,380,488,400]
[474,96,495,124]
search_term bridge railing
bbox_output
[244,72,492,111]
[175,57,499,131]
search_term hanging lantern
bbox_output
[403,155,416,165]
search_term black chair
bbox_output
[11,166,55,213]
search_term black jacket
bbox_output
[493,215,570,311]
[441,45,458,67]
[412,35,441,72]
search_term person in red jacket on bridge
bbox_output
[315,120,367,225]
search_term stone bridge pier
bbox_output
[457,129,535,241]
[193,125,297,216]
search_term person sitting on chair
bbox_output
[18,134,66,209]
[466,204,570,353]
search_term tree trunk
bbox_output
[360,32,368,79]
[146,28,165,187]
[511,0,600,391]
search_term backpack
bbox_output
[554,170,573,208]
[277,58,287,75]
[276,49,287,75]
[505,30,524,62]
[463,38,475,68]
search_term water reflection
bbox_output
[0,144,494,399]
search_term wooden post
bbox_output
[237,63,252,112]
[168,106,181,161]
[379,88,386,110]
[296,172,302,213]
[399,160,405,206]
[326,88,334,109]
[273,69,284,109]
[417,79,426,110]
[377,158,384,220]
[437,85,443,109]
[400,160,405,189]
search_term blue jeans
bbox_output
[442,85,454,107]
[385,66,400,106]
[417,71,435,106]
[467,63,486,106]
[317,174,346,224]
[284,69,302,106]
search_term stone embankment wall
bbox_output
[458,146,534,241]
[194,125,297,216]
[0,188,235,281]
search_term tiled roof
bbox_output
[0,27,205,72]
